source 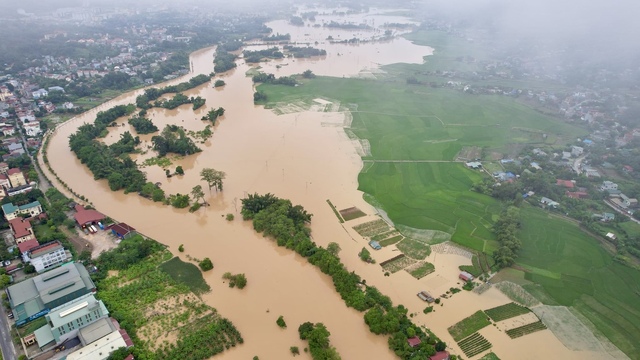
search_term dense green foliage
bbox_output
[139,182,166,202]
[214,80,226,87]
[484,302,531,322]
[160,257,211,295]
[152,125,201,157]
[252,72,297,86]
[199,257,214,271]
[276,315,287,328]
[242,194,442,359]
[201,107,225,123]
[128,116,159,134]
[297,322,341,360]
[448,311,491,341]
[213,50,238,73]
[283,45,327,58]
[243,47,284,63]
[262,33,291,41]
[69,104,147,193]
[135,74,212,110]
[222,272,247,289]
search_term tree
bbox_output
[0,274,11,289]
[302,70,316,79]
[191,185,205,204]
[276,315,287,328]
[290,346,300,356]
[199,257,213,271]
[175,166,184,175]
[435,341,447,352]
[178,244,184,252]
[327,242,341,257]
[200,168,226,193]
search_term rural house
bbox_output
[25,241,70,273]
[540,197,559,208]
[2,200,43,220]
[110,223,136,240]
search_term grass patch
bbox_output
[396,238,431,260]
[457,332,492,358]
[380,255,416,273]
[16,316,47,335]
[405,261,435,279]
[493,282,540,307]
[160,257,211,295]
[352,219,392,238]
[326,199,344,223]
[448,310,491,341]
[505,321,547,339]
[484,302,531,322]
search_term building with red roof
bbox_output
[407,336,422,348]
[73,205,106,226]
[566,191,589,199]
[17,239,40,254]
[25,241,69,273]
[429,351,450,360]
[8,218,36,243]
[556,179,575,188]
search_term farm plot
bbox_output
[380,254,417,273]
[457,332,493,358]
[379,235,404,247]
[339,206,367,221]
[396,238,431,260]
[505,321,547,339]
[353,218,392,238]
[448,310,491,341]
[405,261,435,279]
[484,302,531,322]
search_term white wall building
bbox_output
[27,241,68,273]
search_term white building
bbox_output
[23,122,41,137]
[600,181,618,191]
[571,146,584,157]
[540,197,559,208]
[32,89,48,99]
[26,241,69,273]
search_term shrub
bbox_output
[226,213,235,221]
[199,257,213,271]
[290,346,300,356]
[178,244,184,252]
[276,315,287,328]
[423,306,434,314]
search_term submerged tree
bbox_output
[200,167,226,193]
[191,185,205,204]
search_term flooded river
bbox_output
[38,9,615,360]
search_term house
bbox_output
[1,125,15,136]
[6,183,34,197]
[540,197,559,208]
[623,165,634,173]
[620,194,639,208]
[600,213,615,222]
[2,200,43,220]
[600,181,618,191]
[18,239,40,254]
[430,351,450,360]
[417,291,434,303]
[8,218,36,243]
[7,142,24,155]
[556,179,575,188]
[26,241,70,273]
[368,240,382,250]
[606,232,617,241]
[67,320,134,360]
[532,148,547,156]
[8,168,26,187]
[0,162,9,173]
[407,336,422,348]
[23,122,42,137]
[459,271,474,282]
[562,151,572,160]
[530,162,541,170]
[34,293,109,349]
[465,161,482,169]
[6,263,96,326]
[584,168,601,178]
[62,102,74,110]
[0,174,10,189]
[566,191,588,199]
[32,89,48,99]
[74,205,106,226]
[47,86,65,93]
[110,223,136,239]
[571,146,584,157]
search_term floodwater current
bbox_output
[39,9,617,360]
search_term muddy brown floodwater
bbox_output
[38,9,622,360]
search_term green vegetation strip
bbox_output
[407,262,435,279]
[484,302,531,322]
[339,207,367,221]
[326,199,344,223]
[505,321,547,339]
[448,310,491,341]
[479,351,501,360]
[396,238,431,260]
[457,332,492,358]
[353,219,392,238]
[379,235,404,247]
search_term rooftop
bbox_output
[18,239,40,254]
[110,222,135,235]
[1,200,41,215]
[78,318,116,346]
[67,330,131,360]
[74,205,105,225]
[46,293,107,329]
[7,168,21,175]
[29,241,64,258]
[9,218,33,238]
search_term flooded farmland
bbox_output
[38,9,619,360]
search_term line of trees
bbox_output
[283,45,327,58]
[252,72,297,86]
[492,207,522,268]
[240,193,445,359]
[135,74,212,110]
[201,107,225,123]
[243,47,284,63]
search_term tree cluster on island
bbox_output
[214,80,226,87]
[253,91,268,103]
[262,33,291,42]
[243,47,284,63]
[201,107,225,124]
[289,16,304,26]
[283,45,327,58]
[128,116,159,134]
[151,93,206,110]
[135,74,212,110]
[298,322,342,360]
[151,125,202,157]
[252,72,297,86]
[223,272,247,289]
[240,193,448,359]
[214,49,238,73]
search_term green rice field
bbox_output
[484,302,531,322]
[448,310,491,341]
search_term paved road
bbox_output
[0,310,17,360]
[572,154,586,175]
[604,199,640,224]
